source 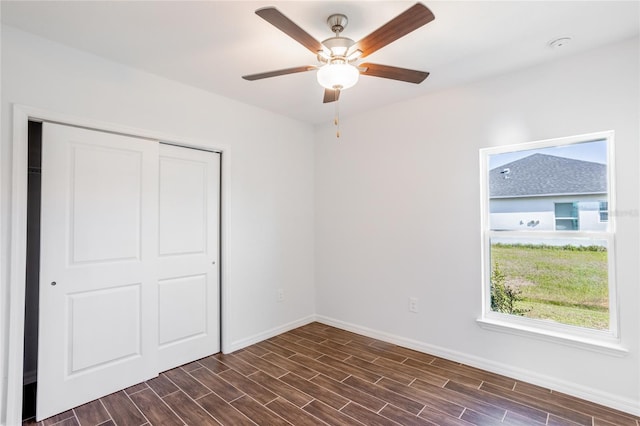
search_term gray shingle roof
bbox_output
[489,153,607,198]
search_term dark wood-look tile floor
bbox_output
[24,322,640,426]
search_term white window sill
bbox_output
[476,317,628,357]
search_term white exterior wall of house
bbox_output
[490,194,607,232]
[579,201,608,231]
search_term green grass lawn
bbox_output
[490,244,609,330]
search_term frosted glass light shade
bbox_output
[317,63,359,90]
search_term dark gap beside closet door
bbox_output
[23,120,42,420]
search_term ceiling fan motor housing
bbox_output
[320,37,356,63]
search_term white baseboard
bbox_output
[315,315,640,417]
[226,315,316,353]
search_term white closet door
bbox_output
[158,144,220,371]
[37,123,159,421]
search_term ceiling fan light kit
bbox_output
[242,2,435,133]
[315,14,363,92]
[317,63,360,90]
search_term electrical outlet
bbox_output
[409,297,418,313]
[277,288,284,302]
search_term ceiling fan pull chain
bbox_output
[334,91,340,138]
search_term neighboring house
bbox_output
[489,153,608,231]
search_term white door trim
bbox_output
[6,104,231,426]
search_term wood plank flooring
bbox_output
[24,322,640,426]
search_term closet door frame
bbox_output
[6,104,230,426]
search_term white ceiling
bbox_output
[2,1,639,125]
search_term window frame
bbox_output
[478,131,620,348]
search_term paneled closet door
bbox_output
[37,123,159,421]
[158,144,220,371]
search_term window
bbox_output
[554,202,578,230]
[480,131,617,341]
[599,201,609,222]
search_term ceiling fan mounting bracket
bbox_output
[327,14,348,34]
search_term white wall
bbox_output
[1,25,316,423]
[315,37,639,413]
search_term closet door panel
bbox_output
[37,123,159,421]
[158,144,220,371]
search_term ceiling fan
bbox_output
[242,3,435,104]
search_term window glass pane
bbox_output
[554,202,579,230]
[554,203,576,218]
[489,237,609,330]
[488,140,608,231]
[599,201,609,222]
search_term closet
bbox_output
[30,122,220,420]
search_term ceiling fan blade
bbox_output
[360,63,429,84]
[356,3,434,59]
[256,7,324,54]
[242,66,317,81]
[323,88,341,103]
